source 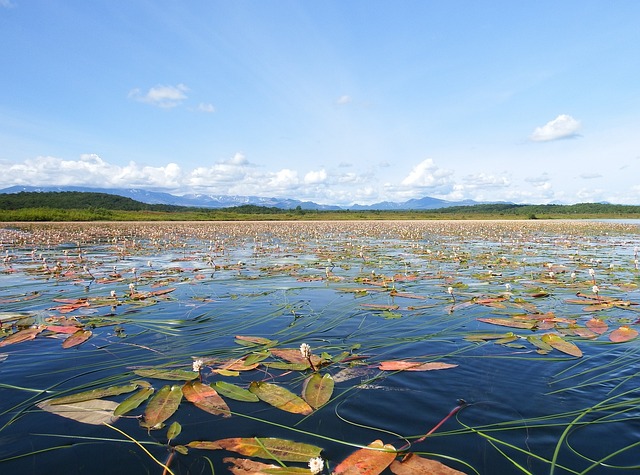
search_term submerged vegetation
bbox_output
[1,220,640,474]
[2,191,640,221]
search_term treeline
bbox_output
[2,191,640,221]
[0,191,186,212]
[430,202,640,217]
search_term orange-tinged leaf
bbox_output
[249,381,313,415]
[302,373,334,409]
[390,453,466,474]
[269,348,323,368]
[182,381,231,417]
[223,457,280,475]
[609,326,638,343]
[333,439,397,475]
[378,361,458,372]
[218,358,260,372]
[62,329,92,349]
[0,326,43,347]
[187,437,322,462]
[541,334,582,357]
[141,384,183,429]
[45,325,83,334]
[586,318,608,335]
[477,317,535,329]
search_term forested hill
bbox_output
[0,191,181,211]
[2,191,640,219]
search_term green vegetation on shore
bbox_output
[2,191,640,221]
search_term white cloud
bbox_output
[530,114,581,142]
[128,84,189,108]
[401,158,453,188]
[197,103,215,113]
[1,154,183,189]
[336,95,352,105]
[304,169,327,184]
[463,173,510,188]
[579,172,602,179]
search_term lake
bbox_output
[1,220,639,474]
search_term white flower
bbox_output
[192,359,204,372]
[588,268,595,277]
[505,283,512,292]
[571,272,576,279]
[592,285,599,294]
[300,343,311,359]
[447,286,454,295]
[110,290,117,298]
[308,456,324,474]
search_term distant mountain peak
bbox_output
[0,185,492,210]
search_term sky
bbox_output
[1,1,640,206]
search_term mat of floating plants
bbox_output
[1,220,639,475]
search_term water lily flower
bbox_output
[592,285,599,295]
[192,359,204,373]
[308,456,324,474]
[300,343,311,359]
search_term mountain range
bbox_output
[0,185,487,210]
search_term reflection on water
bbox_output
[1,221,639,474]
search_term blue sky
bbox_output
[1,1,639,205]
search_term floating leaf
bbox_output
[45,325,83,334]
[249,381,313,415]
[333,439,396,475]
[526,335,553,354]
[378,361,458,372]
[182,381,231,417]
[0,326,43,347]
[212,381,259,402]
[217,358,260,372]
[38,398,119,425]
[49,383,140,405]
[263,362,310,371]
[244,350,271,365]
[477,317,535,329]
[224,457,281,474]
[609,326,638,343]
[302,373,334,409]
[134,368,198,381]
[269,348,323,368]
[141,384,183,429]
[541,334,582,357]
[62,329,92,349]
[167,421,182,441]
[114,386,154,416]
[390,453,466,474]
[586,318,608,335]
[235,335,277,347]
[187,437,322,463]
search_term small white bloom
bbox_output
[505,283,512,292]
[300,343,312,359]
[571,272,576,279]
[447,286,454,295]
[592,285,599,294]
[192,359,204,372]
[308,456,324,474]
[588,268,595,277]
[110,290,117,298]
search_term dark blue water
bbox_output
[1,221,639,474]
